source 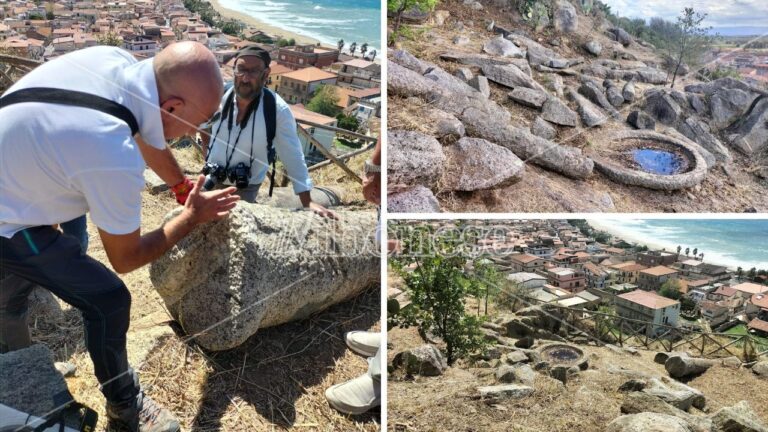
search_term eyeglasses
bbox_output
[233,66,264,78]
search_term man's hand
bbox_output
[183,175,240,224]
[362,172,380,205]
[306,201,339,220]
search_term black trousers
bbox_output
[0,226,138,404]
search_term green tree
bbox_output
[669,7,714,88]
[220,20,241,36]
[388,0,438,37]
[389,224,489,364]
[306,84,340,117]
[349,41,357,56]
[685,247,690,256]
[469,258,501,316]
[360,42,368,58]
[335,113,360,132]
[680,296,696,312]
[749,267,757,281]
[368,49,377,61]
[677,245,682,255]
[659,279,682,300]
[692,248,698,258]
[96,31,122,46]
[737,267,743,281]
[337,38,344,52]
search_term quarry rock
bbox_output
[149,204,379,350]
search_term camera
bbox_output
[228,162,251,189]
[201,162,227,191]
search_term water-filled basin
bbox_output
[633,148,687,175]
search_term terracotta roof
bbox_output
[618,290,679,310]
[268,61,292,76]
[281,66,337,83]
[583,262,604,275]
[713,286,738,297]
[641,266,678,277]
[747,318,768,333]
[342,58,374,68]
[289,104,336,126]
[731,282,768,295]
[751,293,768,309]
[348,87,380,99]
[699,300,727,312]
[511,253,541,264]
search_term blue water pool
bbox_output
[633,149,686,175]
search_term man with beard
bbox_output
[202,45,337,218]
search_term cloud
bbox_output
[600,0,768,29]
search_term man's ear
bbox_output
[160,97,184,115]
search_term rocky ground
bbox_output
[387,304,768,432]
[19,145,381,431]
[387,0,768,213]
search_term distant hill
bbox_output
[712,26,768,37]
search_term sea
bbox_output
[216,0,381,54]
[586,219,768,271]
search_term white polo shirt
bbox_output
[0,46,166,238]
[207,88,313,194]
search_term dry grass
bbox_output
[387,325,768,432]
[24,144,381,431]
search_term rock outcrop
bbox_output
[388,130,446,189]
[388,186,441,213]
[149,205,379,350]
[442,137,525,191]
[727,96,768,155]
[393,344,448,376]
[0,344,75,419]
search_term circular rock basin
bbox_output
[538,343,588,369]
[632,148,689,175]
[593,130,708,191]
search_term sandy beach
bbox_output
[586,219,740,270]
[206,0,324,46]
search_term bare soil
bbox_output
[387,325,768,432]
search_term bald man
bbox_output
[0,42,235,432]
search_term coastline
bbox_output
[205,0,323,46]
[585,219,739,271]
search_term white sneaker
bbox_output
[345,331,380,358]
[325,373,381,415]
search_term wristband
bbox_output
[364,159,381,174]
[171,177,194,205]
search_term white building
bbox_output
[288,104,337,161]
[615,289,680,336]
[507,272,547,290]
[122,36,158,57]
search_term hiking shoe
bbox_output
[325,373,381,415]
[106,391,180,432]
[345,331,380,358]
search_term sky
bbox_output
[599,0,768,35]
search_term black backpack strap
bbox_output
[263,88,277,197]
[0,87,139,136]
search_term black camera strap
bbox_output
[0,87,139,136]
[210,87,278,197]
